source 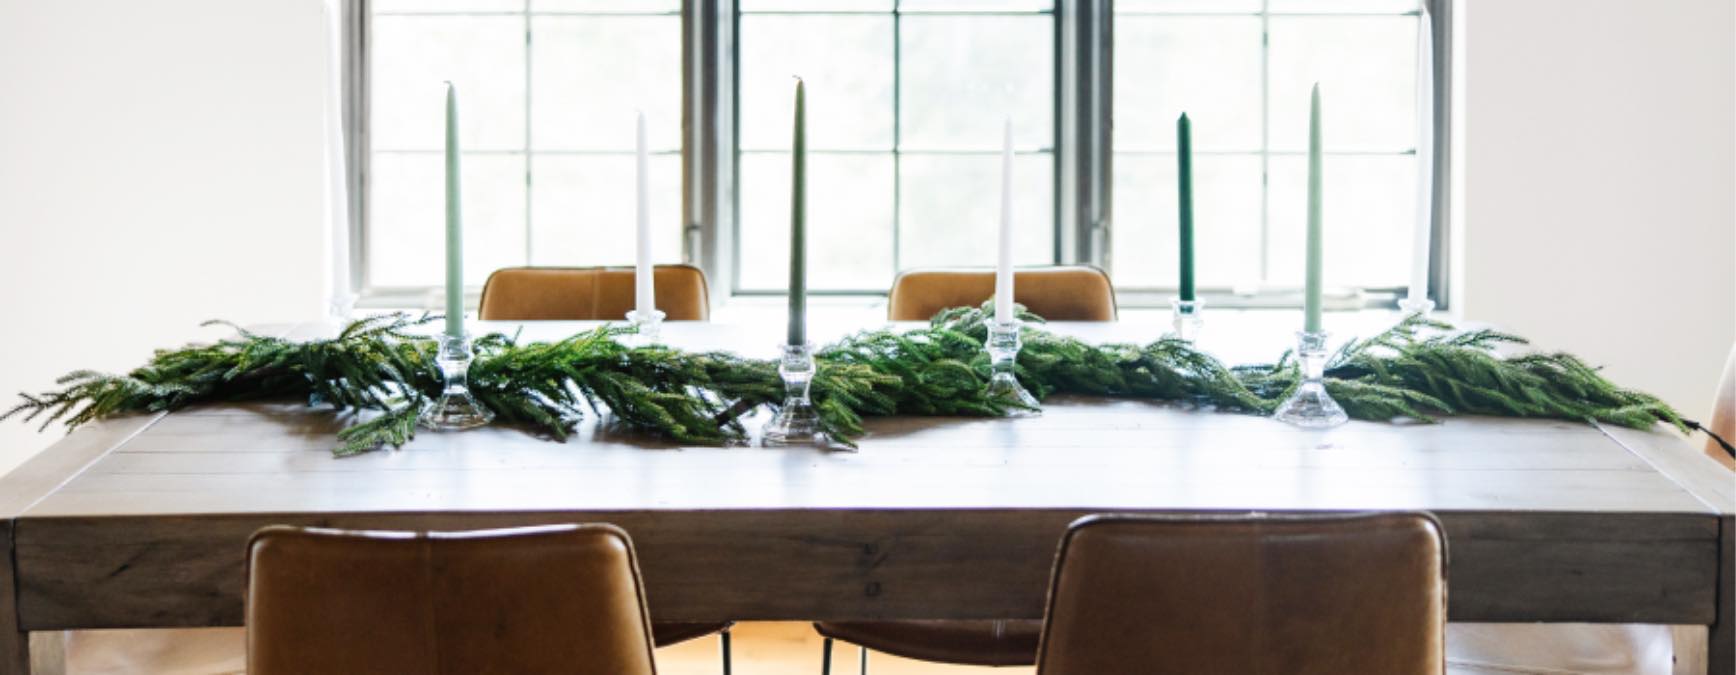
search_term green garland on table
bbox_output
[1,306,1682,457]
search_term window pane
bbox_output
[739,15,895,151]
[898,0,1054,12]
[1111,3,1422,297]
[1110,154,1262,289]
[371,15,525,152]
[1268,0,1419,13]
[1268,16,1418,152]
[738,8,1057,292]
[529,15,680,151]
[741,0,894,11]
[1116,0,1260,12]
[900,15,1053,151]
[738,8,1058,293]
[369,153,527,288]
[529,155,682,267]
[738,153,896,291]
[530,0,679,12]
[899,154,1053,269]
[374,0,524,13]
[1266,155,1416,289]
[1114,16,1262,152]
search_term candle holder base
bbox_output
[625,309,666,345]
[1397,297,1436,315]
[420,334,495,431]
[1273,330,1348,429]
[763,343,826,446]
[1170,298,1205,342]
[986,372,1041,412]
[986,321,1041,416]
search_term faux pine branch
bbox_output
[3,308,1683,457]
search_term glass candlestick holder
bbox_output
[1397,296,1436,315]
[763,343,823,446]
[1274,330,1348,428]
[985,321,1040,415]
[420,333,495,431]
[1171,297,1205,342]
[625,308,666,344]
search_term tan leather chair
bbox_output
[246,524,659,675]
[1036,512,1446,675]
[1708,342,1735,469]
[887,266,1116,321]
[478,265,711,321]
[473,264,738,667]
[813,266,1116,672]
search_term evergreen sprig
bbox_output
[3,307,1683,457]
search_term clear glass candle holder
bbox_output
[420,333,495,431]
[985,321,1040,415]
[1273,330,1348,428]
[763,342,823,446]
[625,308,666,344]
[1397,297,1436,315]
[1171,298,1205,342]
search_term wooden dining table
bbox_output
[1,314,1730,674]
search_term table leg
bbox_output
[1710,516,1732,675]
[0,632,22,675]
[1,521,25,675]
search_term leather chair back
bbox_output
[1709,342,1736,469]
[478,265,710,321]
[887,266,1116,322]
[246,524,658,675]
[1036,513,1446,675]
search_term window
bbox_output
[351,0,1446,307]
[1110,0,1432,299]
[734,1,1056,294]
[363,0,684,296]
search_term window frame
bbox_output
[342,0,1451,310]
[727,2,1067,297]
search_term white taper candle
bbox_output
[1409,7,1434,305]
[995,117,1015,324]
[634,111,654,317]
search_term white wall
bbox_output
[1455,0,1736,420]
[0,0,330,478]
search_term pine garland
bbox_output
[3,306,1682,457]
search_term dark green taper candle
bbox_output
[787,78,807,347]
[1176,112,1195,302]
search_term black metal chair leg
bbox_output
[720,627,732,675]
[821,636,834,675]
[858,645,868,674]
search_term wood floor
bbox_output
[60,622,1688,674]
[661,622,1021,675]
[60,623,1022,675]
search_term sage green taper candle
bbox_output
[444,82,464,339]
[787,78,807,347]
[1176,112,1195,302]
[1304,83,1324,334]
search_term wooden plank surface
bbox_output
[17,400,1711,517]
[10,509,1720,630]
[1601,423,1736,513]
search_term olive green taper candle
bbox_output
[1177,112,1195,302]
[444,82,464,340]
[787,78,807,347]
[1304,83,1324,334]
